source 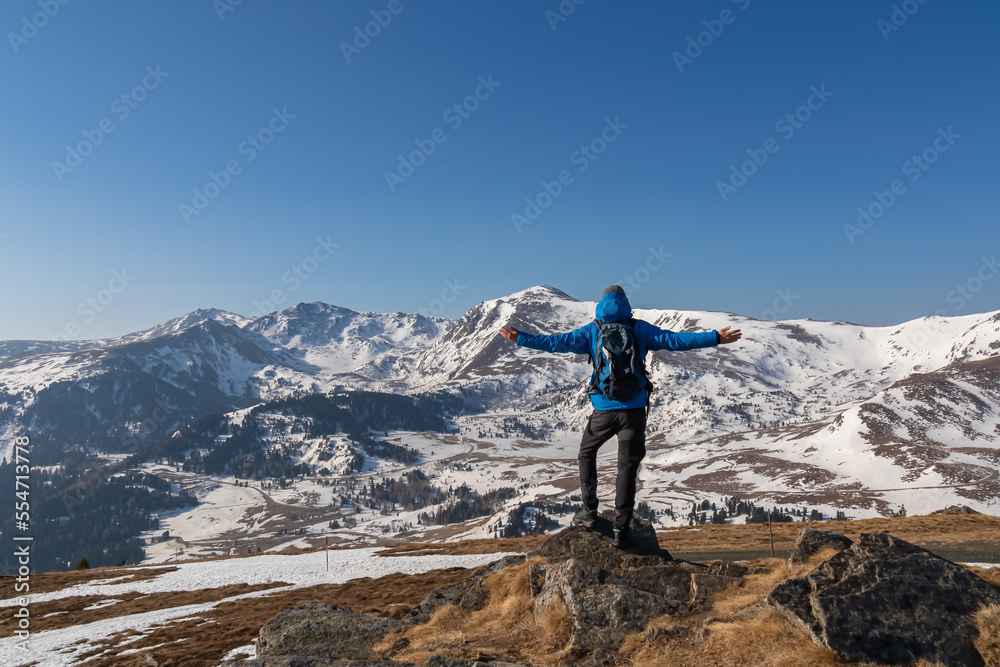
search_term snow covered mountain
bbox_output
[244,301,450,378]
[1,286,998,514]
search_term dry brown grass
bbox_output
[0,565,179,600]
[974,604,1000,665]
[378,557,573,665]
[709,558,786,618]
[626,608,841,667]
[690,549,839,620]
[964,564,1000,590]
[0,582,286,638]
[657,513,1000,553]
[376,534,548,557]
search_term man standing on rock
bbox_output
[498,285,742,547]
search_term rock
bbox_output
[707,561,749,578]
[528,517,744,654]
[645,625,687,642]
[386,636,410,656]
[940,505,980,515]
[533,558,690,653]
[611,563,695,601]
[786,527,853,571]
[529,515,670,570]
[690,572,741,604]
[255,604,403,662]
[404,555,526,625]
[454,555,527,612]
[765,532,1000,666]
[403,585,461,625]
[529,563,547,597]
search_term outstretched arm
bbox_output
[497,324,592,354]
[644,322,743,351]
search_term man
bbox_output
[498,285,742,547]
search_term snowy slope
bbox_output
[0,548,514,667]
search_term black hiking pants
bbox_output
[578,407,646,531]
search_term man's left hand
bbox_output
[499,326,519,343]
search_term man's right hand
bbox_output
[498,326,519,343]
[717,326,743,344]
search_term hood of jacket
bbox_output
[595,292,633,323]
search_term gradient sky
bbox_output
[1,1,998,340]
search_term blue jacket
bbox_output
[516,292,719,411]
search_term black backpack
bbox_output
[588,318,653,403]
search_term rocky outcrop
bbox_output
[253,604,404,662]
[530,512,669,569]
[935,505,981,515]
[786,527,854,571]
[529,516,739,654]
[765,532,1000,666]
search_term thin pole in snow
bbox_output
[768,516,775,559]
[326,536,329,571]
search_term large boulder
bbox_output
[530,517,740,653]
[254,604,403,662]
[786,527,854,571]
[533,558,691,652]
[765,532,1000,666]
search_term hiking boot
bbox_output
[613,528,629,548]
[572,508,597,529]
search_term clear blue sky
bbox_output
[1,1,998,340]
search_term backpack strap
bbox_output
[588,319,603,395]
[629,319,656,416]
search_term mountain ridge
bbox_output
[1,286,998,518]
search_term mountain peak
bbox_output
[509,284,578,302]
